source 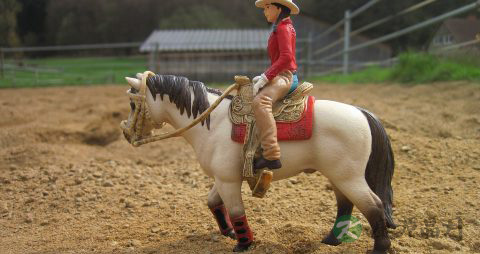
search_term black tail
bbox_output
[358,108,397,229]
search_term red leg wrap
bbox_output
[231,215,254,246]
[209,204,233,236]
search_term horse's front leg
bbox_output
[215,179,253,252]
[207,184,236,239]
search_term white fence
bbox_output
[314,0,480,75]
[0,43,146,87]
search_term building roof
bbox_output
[444,18,480,43]
[140,29,271,52]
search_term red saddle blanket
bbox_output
[231,96,315,144]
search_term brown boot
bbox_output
[251,72,292,198]
[252,71,292,163]
[253,156,282,170]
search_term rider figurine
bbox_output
[253,0,299,170]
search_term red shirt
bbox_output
[264,18,297,81]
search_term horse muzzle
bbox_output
[120,120,134,144]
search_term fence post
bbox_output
[154,43,159,72]
[343,10,351,75]
[304,32,314,78]
[0,49,4,78]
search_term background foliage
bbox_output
[1,0,477,53]
[314,52,480,84]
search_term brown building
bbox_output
[141,14,392,82]
[428,16,480,55]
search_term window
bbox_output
[433,34,454,46]
[440,34,453,45]
[447,35,453,44]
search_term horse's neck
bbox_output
[163,92,230,149]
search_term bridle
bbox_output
[120,71,241,147]
[120,71,165,147]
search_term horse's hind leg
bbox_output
[321,182,353,246]
[333,179,391,254]
[207,184,235,239]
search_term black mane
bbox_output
[146,74,233,130]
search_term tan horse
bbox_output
[121,73,396,254]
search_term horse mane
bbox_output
[145,74,233,130]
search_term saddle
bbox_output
[230,76,315,143]
[228,76,315,197]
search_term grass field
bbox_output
[0,56,148,88]
[314,52,480,85]
[1,52,479,88]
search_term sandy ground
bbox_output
[0,82,479,254]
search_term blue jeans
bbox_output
[288,74,299,94]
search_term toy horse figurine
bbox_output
[120,72,396,253]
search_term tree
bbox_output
[17,0,47,46]
[0,0,22,47]
[45,0,175,45]
[13,0,478,52]
[158,4,238,29]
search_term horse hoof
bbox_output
[321,232,341,246]
[233,243,252,252]
[224,229,236,240]
[387,220,397,229]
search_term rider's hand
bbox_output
[253,74,268,95]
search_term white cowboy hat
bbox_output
[255,0,300,15]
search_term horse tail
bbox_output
[358,108,397,229]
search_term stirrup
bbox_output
[252,170,273,198]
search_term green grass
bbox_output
[313,52,480,85]
[3,52,479,88]
[0,56,148,88]
[313,66,391,84]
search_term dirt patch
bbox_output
[82,111,123,146]
[0,83,479,254]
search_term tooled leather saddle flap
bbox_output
[229,76,313,125]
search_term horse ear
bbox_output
[125,77,141,90]
[136,73,143,80]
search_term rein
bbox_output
[121,71,240,147]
